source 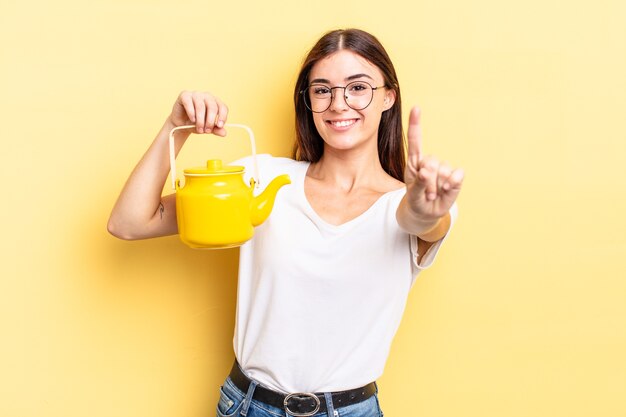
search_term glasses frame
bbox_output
[300,81,387,113]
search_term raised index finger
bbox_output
[407,106,423,167]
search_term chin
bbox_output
[323,136,369,152]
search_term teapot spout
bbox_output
[250,174,291,226]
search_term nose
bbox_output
[329,87,349,112]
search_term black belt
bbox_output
[229,361,377,417]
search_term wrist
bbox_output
[418,212,451,242]
[396,198,451,241]
[414,216,441,234]
[163,116,177,131]
[161,117,191,144]
[397,198,437,234]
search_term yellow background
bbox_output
[1,0,625,416]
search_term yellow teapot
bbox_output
[169,124,290,249]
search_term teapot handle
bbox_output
[168,123,260,190]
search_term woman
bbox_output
[108,29,464,417]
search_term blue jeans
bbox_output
[216,376,384,417]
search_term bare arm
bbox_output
[107,91,229,240]
[396,107,464,251]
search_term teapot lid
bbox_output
[184,159,244,175]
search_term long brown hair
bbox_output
[292,29,405,181]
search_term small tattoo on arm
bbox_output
[159,202,165,220]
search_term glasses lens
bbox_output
[304,84,332,113]
[303,81,376,112]
[345,81,373,110]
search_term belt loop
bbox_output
[240,379,258,417]
[324,392,336,417]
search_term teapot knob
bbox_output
[207,159,222,170]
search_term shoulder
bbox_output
[231,154,307,182]
[379,175,405,201]
[233,154,304,170]
[259,154,305,170]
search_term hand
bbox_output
[168,91,229,136]
[405,106,464,221]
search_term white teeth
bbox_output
[331,119,356,127]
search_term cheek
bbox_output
[363,105,384,125]
[312,114,326,133]
[371,96,388,113]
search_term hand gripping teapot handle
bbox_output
[168,123,260,190]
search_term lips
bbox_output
[327,118,358,128]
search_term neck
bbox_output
[308,145,385,192]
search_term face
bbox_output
[307,50,395,154]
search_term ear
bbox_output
[382,89,396,111]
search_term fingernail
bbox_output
[205,127,212,133]
[427,193,436,201]
[216,120,224,128]
[443,183,450,191]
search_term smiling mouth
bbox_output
[327,119,358,128]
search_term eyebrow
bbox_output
[309,73,374,84]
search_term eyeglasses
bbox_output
[301,81,386,113]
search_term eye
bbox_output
[311,85,331,96]
[347,82,370,94]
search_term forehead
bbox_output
[309,50,384,83]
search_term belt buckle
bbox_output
[284,392,321,417]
